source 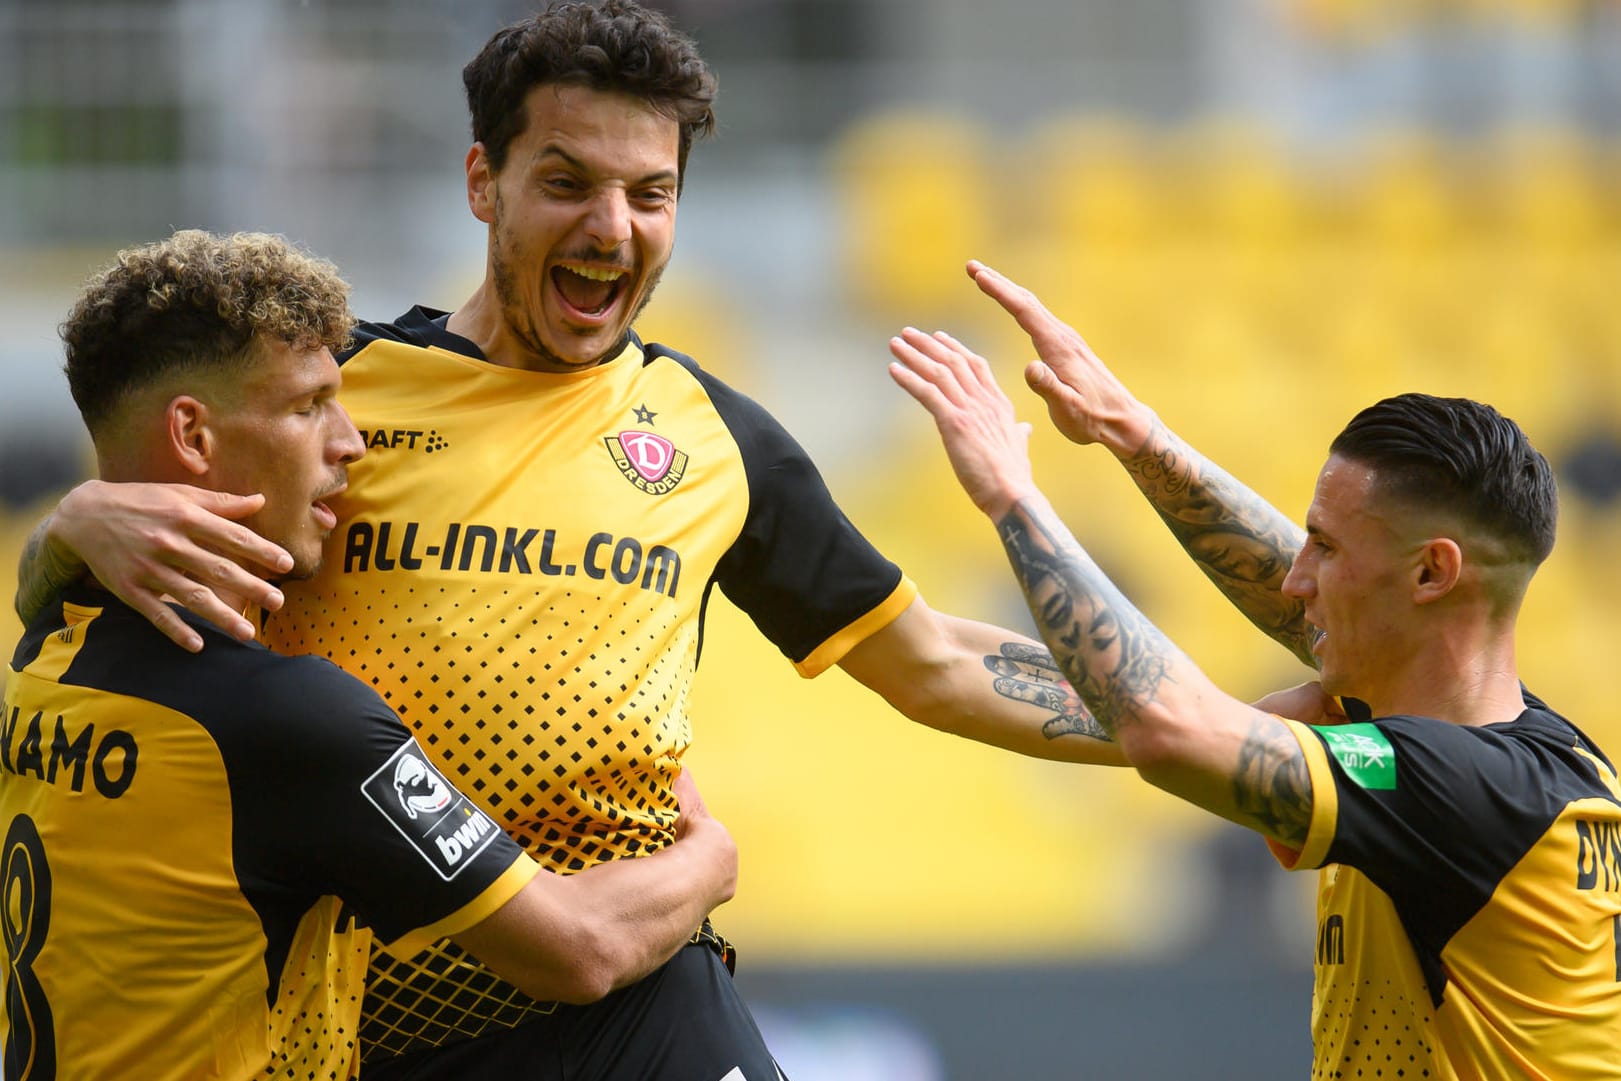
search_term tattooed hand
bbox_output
[984,642,1111,743]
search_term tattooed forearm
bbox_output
[1232,716,1312,846]
[1123,418,1315,667]
[14,515,81,624]
[983,642,1112,743]
[996,502,1175,736]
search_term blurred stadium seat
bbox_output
[828,109,997,324]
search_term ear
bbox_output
[1412,537,1462,604]
[165,395,213,477]
[467,143,496,225]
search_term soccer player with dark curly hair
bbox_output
[14,5,1127,1078]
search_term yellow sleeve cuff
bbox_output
[792,575,919,678]
[378,855,542,960]
[1265,717,1339,872]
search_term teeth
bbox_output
[565,265,625,282]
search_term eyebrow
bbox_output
[533,144,678,187]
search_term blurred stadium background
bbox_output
[2,0,1619,1076]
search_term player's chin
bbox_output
[284,533,329,582]
[551,289,636,352]
[1316,662,1352,702]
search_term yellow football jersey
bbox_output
[263,308,916,1056]
[1271,691,1621,1079]
[0,588,537,1080]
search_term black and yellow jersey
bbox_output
[1270,688,1621,1079]
[262,307,916,1055]
[0,586,538,1080]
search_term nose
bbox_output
[1281,550,1311,599]
[583,187,632,250]
[331,402,366,464]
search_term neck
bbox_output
[445,284,515,368]
[446,284,611,374]
[1366,630,1524,726]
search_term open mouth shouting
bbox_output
[552,263,629,323]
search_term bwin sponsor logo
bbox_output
[394,753,453,820]
[364,741,496,879]
[435,812,495,865]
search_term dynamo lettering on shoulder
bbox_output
[1315,722,1397,791]
[361,740,502,880]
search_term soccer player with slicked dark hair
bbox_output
[890,259,1621,1078]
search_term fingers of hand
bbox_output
[140,605,206,654]
[198,487,268,519]
[930,329,1000,386]
[965,264,1099,375]
[173,582,259,644]
[899,327,1009,409]
[967,262,1057,332]
[1026,360,1089,414]
[146,517,288,606]
[175,505,293,576]
[122,568,246,651]
[888,332,963,414]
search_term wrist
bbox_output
[983,485,1048,528]
[1106,405,1159,461]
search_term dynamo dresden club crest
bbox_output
[605,430,689,495]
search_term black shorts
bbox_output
[360,939,787,1081]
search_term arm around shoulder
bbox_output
[15,480,293,650]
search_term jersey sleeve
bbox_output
[223,655,539,953]
[1270,711,1575,948]
[1266,716,1341,872]
[676,353,918,675]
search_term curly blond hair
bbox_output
[62,229,356,437]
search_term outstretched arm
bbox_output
[962,261,1316,669]
[15,480,293,651]
[837,596,1126,766]
[887,325,1314,846]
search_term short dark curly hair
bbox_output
[61,229,355,439]
[463,0,717,189]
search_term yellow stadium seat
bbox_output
[1483,125,1610,254]
[1355,131,1468,253]
[828,109,997,324]
[1013,113,1166,254]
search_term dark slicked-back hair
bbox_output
[62,229,354,440]
[1330,392,1558,566]
[462,0,717,189]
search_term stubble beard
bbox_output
[489,215,669,371]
